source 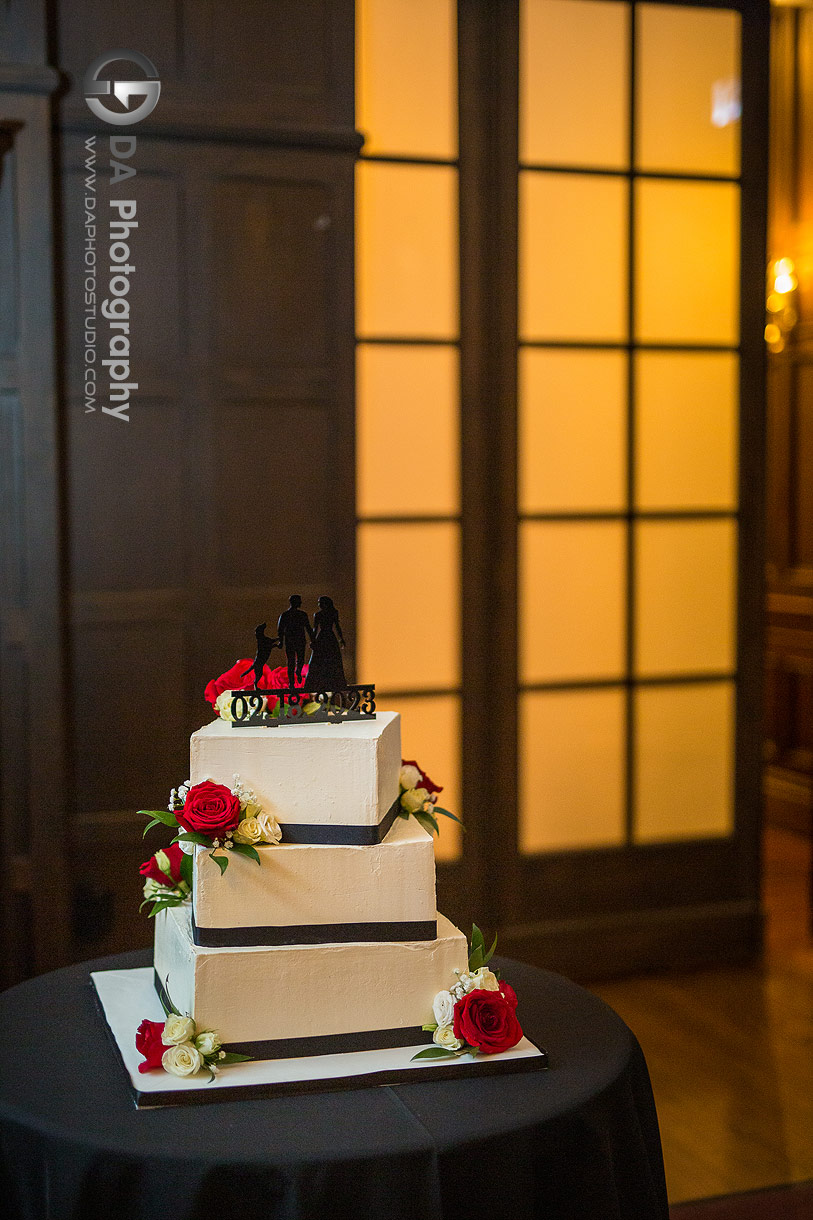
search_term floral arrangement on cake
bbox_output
[205,660,316,721]
[398,760,462,838]
[413,925,523,1060]
[136,986,251,1080]
[139,774,281,909]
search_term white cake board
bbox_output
[91,967,548,1109]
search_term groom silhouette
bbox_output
[277,595,315,689]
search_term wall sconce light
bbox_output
[765,257,798,353]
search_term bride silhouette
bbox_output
[305,596,346,692]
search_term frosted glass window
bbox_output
[357,162,458,339]
[357,0,457,159]
[520,172,628,342]
[635,352,739,511]
[635,180,740,346]
[635,519,737,676]
[385,694,461,862]
[636,5,740,176]
[358,522,460,690]
[520,521,626,683]
[519,689,626,853]
[634,682,735,841]
[520,0,629,169]
[519,348,627,513]
[357,344,459,517]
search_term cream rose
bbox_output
[466,967,500,993]
[214,690,235,721]
[194,1029,221,1057]
[432,990,455,1028]
[163,1014,196,1045]
[399,764,422,791]
[233,816,262,845]
[142,877,165,901]
[162,1042,202,1077]
[400,786,427,815]
[257,811,282,844]
[433,1025,463,1052]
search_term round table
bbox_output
[0,951,668,1220]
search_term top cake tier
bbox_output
[190,710,401,845]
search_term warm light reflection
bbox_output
[766,257,799,352]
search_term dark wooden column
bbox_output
[0,0,72,983]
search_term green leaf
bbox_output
[468,945,484,971]
[421,1022,439,1032]
[469,923,486,972]
[434,807,464,827]
[209,850,228,875]
[147,898,184,918]
[411,1046,458,1061]
[471,923,485,955]
[172,831,211,848]
[482,932,498,967]
[218,1051,253,1065]
[139,808,179,828]
[158,977,181,1018]
[142,817,164,838]
[180,850,193,889]
[414,809,440,837]
[230,843,261,866]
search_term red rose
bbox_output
[135,1018,166,1073]
[139,842,184,887]
[204,659,275,712]
[267,664,310,713]
[453,988,523,1054]
[499,981,518,1010]
[177,780,241,838]
[401,759,443,797]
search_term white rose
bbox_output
[399,764,422,791]
[433,1025,463,1052]
[467,967,499,993]
[154,849,175,882]
[233,817,262,845]
[400,787,427,815]
[162,1042,202,1077]
[432,990,455,1028]
[257,811,282,845]
[163,1014,196,1045]
[194,1029,221,1056]
[215,690,235,721]
[177,838,195,856]
[142,877,165,901]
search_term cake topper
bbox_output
[229,596,374,728]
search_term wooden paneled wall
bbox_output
[764,2,813,838]
[0,0,358,982]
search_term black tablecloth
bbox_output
[0,951,668,1220]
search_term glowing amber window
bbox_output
[635,352,739,511]
[636,4,741,176]
[357,344,459,517]
[520,0,629,169]
[357,521,460,692]
[519,688,626,853]
[357,0,457,159]
[635,519,737,677]
[519,348,627,513]
[385,694,461,862]
[520,171,628,342]
[635,179,740,346]
[520,520,626,683]
[634,682,735,842]
[357,161,458,339]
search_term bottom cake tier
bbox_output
[154,904,468,1059]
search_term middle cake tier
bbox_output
[191,815,437,947]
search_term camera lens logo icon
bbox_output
[84,50,160,126]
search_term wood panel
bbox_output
[765,4,813,841]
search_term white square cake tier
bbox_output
[190,710,401,836]
[192,816,437,945]
[154,903,468,1052]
